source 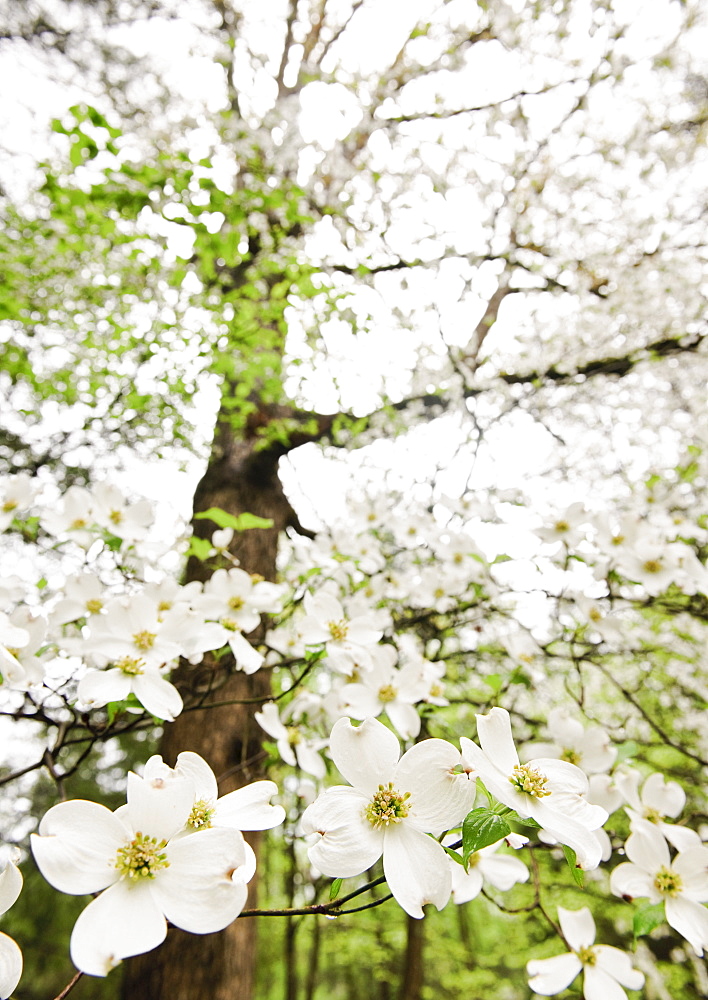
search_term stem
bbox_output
[52,971,83,1000]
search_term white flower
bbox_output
[255,703,326,778]
[339,644,427,740]
[0,853,23,998]
[610,823,708,956]
[527,906,644,999]
[302,717,475,918]
[31,770,249,976]
[447,838,529,904]
[460,708,608,870]
[522,709,617,775]
[139,752,285,883]
[615,770,701,851]
[299,591,382,675]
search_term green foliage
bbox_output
[193,508,274,530]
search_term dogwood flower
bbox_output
[255,702,326,778]
[299,591,382,675]
[615,770,701,851]
[610,823,708,956]
[527,906,644,999]
[302,717,475,918]
[460,708,608,870]
[31,768,249,976]
[0,853,23,998]
[139,751,286,881]
[447,838,529,904]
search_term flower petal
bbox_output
[594,945,645,990]
[382,824,451,919]
[395,739,475,836]
[609,862,658,903]
[625,824,670,874]
[672,846,708,901]
[132,672,183,721]
[0,859,22,915]
[0,932,22,998]
[154,828,248,933]
[174,752,219,802]
[70,880,166,976]
[302,787,384,877]
[329,717,400,794]
[557,906,595,950]
[527,952,582,995]
[476,708,519,773]
[215,781,285,831]
[32,800,127,895]
[583,963,634,1000]
[126,771,194,842]
[666,896,708,956]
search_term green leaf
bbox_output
[633,902,665,940]
[329,878,343,901]
[561,845,584,888]
[185,536,213,561]
[194,507,274,530]
[614,740,640,765]
[442,844,466,867]
[462,808,512,864]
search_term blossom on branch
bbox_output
[302,717,475,918]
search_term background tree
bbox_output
[1,1,707,999]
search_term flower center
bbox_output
[221,617,240,632]
[133,630,156,651]
[2,500,17,512]
[554,520,569,533]
[643,559,662,574]
[115,832,169,880]
[328,620,348,642]
[187,798,216,831]
[364,783,411,828]
[560,748,580,766]
[229,596,245,611]
[70,517,88,530]
[378,684,397,703]
[509,764,551,798]
[654,866,682,897]
[643,807,662,824]
[577,946,597,966]
[466,851,481,869]
[117,656,145,676]
[85,598,103,614]
[110,509,123,524]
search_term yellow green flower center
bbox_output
[328,620,348,642]
[115,832,169,880]
[378,684,397,703]
[554,520,569,533]
[643,559,662,574]
[229,596,245,610]
[71,518,88,530]
[109,509,123,524]
[577,946,597,966]
[560,748,580,766]
[364,783,411,827]
[117,656,145,676]
[643,807,662,824]
[654,866,682,897]
[510,764,551,798]
[85,599,103,614]
[187,799,216,831]
[133,630,156,651]
[2,500,17,512]
[221,617,239,632]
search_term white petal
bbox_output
[382,824,451,919]
[77,668,130,707]
[450,861,483,903]
[594,946,645,990]
[154,828,248,933]
[329,717,400,794]
[532,758,589,796]
[582,964,633,1000]
[476,708,519,773]
[609,862,658,903]
[302,787,384,877]
[32,800,127,894]
[295,743,327,779]
[386,701,421,740]
[478,853,529,891]
[215,781,285,830]
[530,800,604,870]
[70,880,166,976]
[228,631,264,674]
[0,859,22,915]
[558,906,595,950]
[395,739,475,836]
[132,672,183,721]
[660,823,702,853]
[174,752,219,802]
[625,824,670,873]
[255,703,288,740]
[642,772,684,818]
[666,896,708,956]
[673,847,708,901]
[126,771,194,842]
[0,932,22,998]
[339,683,382,719]
[527,952,581,995]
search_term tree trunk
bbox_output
[122,418,296,1000]
[399,915,424,1000]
